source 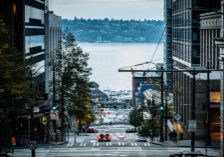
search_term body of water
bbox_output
[78,43,163,91]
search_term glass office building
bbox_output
[25,0,46,88]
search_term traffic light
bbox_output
[52,106,57,110]
[100,104,104,111]
[100,107,104,111]
[159,106,164,111]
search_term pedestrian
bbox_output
[173,131,177,143]
[169,131,173,141]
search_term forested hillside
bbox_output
[62,18,164,43]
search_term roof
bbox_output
[132,72,160,78]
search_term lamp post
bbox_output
[160,66,164,142]
[29,65,45,157]
[206,60,211,146]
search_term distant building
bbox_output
[90,82,108,105]
[132,72,161,108]
[45,10,62,102]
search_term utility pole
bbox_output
[160,67,164,142]
[206,61,211,146]
[191,69,196,152]
[29,70,35,157]
[165,91,168,141]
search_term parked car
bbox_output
[126,128,137,133]
[136,137,147,142]
[97,134,112,142]
[87,128,98,133]
[117,136,126,141]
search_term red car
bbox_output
[97,134,112,142]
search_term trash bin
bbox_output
[19,138,25,146]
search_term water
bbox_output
[78,43,164,91]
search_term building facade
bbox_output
[25,0,46,89]
[200,12,221,141]
[164,0,173,91]
[172,0,220,139]
[215,1,224,156]
[45,10,62,101]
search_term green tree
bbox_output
[0,17,39,142]
[55,28,94,134]
[138,119,160,138]
[128,110,144,128]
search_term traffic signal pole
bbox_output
[191,69,196,152]
[160,67,164,142]
[206,63,211,146]
[165,91,168,141]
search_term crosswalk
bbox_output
[66,142,151,147]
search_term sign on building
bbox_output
[50,110,59,120]
[188,120,197,132]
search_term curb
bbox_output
[150,142,219,149]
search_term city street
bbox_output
[9,108,219,157]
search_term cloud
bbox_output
[51,0,163,20]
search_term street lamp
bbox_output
[29,65,45,157]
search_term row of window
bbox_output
[25,1,45,73]
[173,11,192,27]
[172,0,191,14]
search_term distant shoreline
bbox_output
[77,41,164,44]
[63,18,164,44]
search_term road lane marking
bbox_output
[148,143,151,146]
[118,142,121,146]
[131,143,134,146]
[96,142,99,146]
[121,142,125,146]
[106,143,109,146]
[144,143,147,146]
[92,143,96,146]
[83,143,87,146]
[135,143,138,146]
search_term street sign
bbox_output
[174,114,181,121]
[29,141,36,150]
[188,120,197,132]
[50,110,59,120]
[143,112,151,120]
[34,107,40,113]
[40,116,47,125]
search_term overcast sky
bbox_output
[50,0,163,20]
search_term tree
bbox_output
[128,110,144,128]
[138,120,160,138]
[55,28,94,134]
[0,17,39,145]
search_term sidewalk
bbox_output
[151,139,219,148]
